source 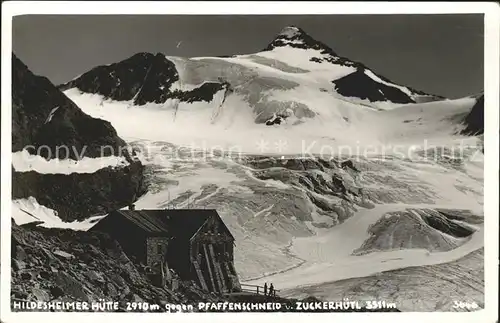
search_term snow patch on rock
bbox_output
[12,149,130,174]
[12,197,105,229]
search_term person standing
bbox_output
[269,283,275,297]
[263,282,268,296]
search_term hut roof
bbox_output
[101,209,233,240]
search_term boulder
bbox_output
[53,249,75,260]
[12,259,26,271]
[84,271,106,284]
[54,272,91,302]
[31,287,51,302]
[49,285,65,299]
[40,248,62,265]
[39,270,51,279]
[15,245,27,261]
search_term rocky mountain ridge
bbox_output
[460,94,484,136]
[12,54,147,222]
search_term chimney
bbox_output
[129,204,135,210]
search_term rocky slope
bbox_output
[13,54,129,159]
[12,54,146,222]
[460,94,484,136]
[10,220,227,311]
[11,220,400,312]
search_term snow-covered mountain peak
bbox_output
[60,24,452,134]
[264,25,341,57]
[277,26,302,38]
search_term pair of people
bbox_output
[263,282,275,297]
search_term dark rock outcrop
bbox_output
[420,210,475,238]
[265,114,287,126]
[332,68,415,104]
[265,26,440,104]
[460,94,484,136]
[12,162,145,222]
[59,53,178,103]
[172,82,228,103]
[12,53,130,159]
[59,53,228,106]
[264,26,357,68]
[12,54,146,222]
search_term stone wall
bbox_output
[146,237,169,268]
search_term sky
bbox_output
[12,14,484,98]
